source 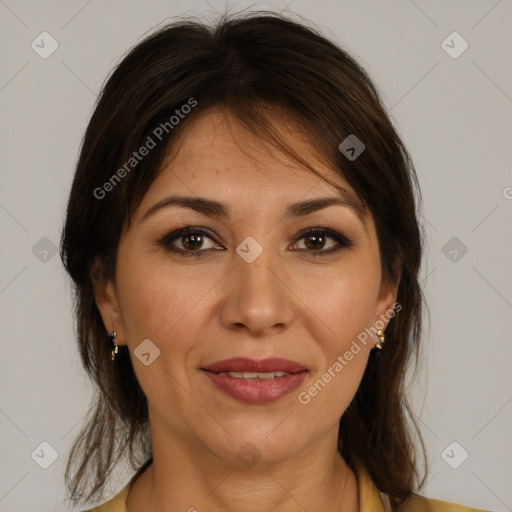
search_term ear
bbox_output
[91,259,127,346]
[372,271,400,332]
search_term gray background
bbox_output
[0,1,511,511]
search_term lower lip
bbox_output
[202,370,308,404]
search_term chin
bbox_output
[200,422,312,468]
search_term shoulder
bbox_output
[397,494,494,512]
[80,482,130,512]
[354,462,492,512]
[81,458,151,511]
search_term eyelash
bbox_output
[158,226,353,258]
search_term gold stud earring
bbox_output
[375,330,385,350]
[107,331,118,361]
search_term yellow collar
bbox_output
[356,462,389,511]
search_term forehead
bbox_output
[138,106,364,219]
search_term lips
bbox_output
[202,357,307,374]
[201,357,308,404]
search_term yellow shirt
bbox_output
[84,464,491,512]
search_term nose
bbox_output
[219,247,296,337]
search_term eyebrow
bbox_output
[141,193,367,225]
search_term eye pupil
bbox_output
[183,234,203,251]
[305,234,325,250]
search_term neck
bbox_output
[126,427,359,512]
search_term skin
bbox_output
[94,106,398,512]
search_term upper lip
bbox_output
[202,357,307,374]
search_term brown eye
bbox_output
[181,233,206,251]
[303,233,329,251]
[159,227,220,257]
[292,228,353,256]
[159,226,352,259]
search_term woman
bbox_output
[60,11,489,512]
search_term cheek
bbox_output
[318,283,375,375]
[297,282,376,422]
[301,257,380,403]
[115,259,203,409]
[314,261,381,342]
[117,253,193,337]
[116,253,217,385]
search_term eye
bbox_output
[291,228,353,256]
[158,227,221,257]
[158,226,353,258]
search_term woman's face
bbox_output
[96,106,397,467]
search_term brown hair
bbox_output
[60,11,427,508]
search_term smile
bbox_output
[201,357,308,404]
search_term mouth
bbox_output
[201,357,308,404]
[202,357,307,374]
[215,370,293,379]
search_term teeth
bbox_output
[219,371,291,379]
